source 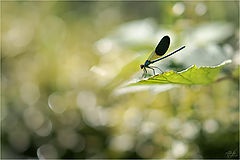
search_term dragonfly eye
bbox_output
[140,65,144,69]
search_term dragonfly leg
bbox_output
[152,68,155,75]
[151,66,164,73]
[147,67,156,75]
[142,67,147,78]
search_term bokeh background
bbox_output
[1,1,239,159]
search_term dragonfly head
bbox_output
[141,60,151,69]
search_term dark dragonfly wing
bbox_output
[155,35,170,56]
[147,35,170,62]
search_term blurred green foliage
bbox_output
[1,1,239,159]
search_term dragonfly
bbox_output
[140,35,185,77]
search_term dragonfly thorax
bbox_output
[144,60,151,66]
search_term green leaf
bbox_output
[129,60,231,86]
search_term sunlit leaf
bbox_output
[129,60,231,86]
